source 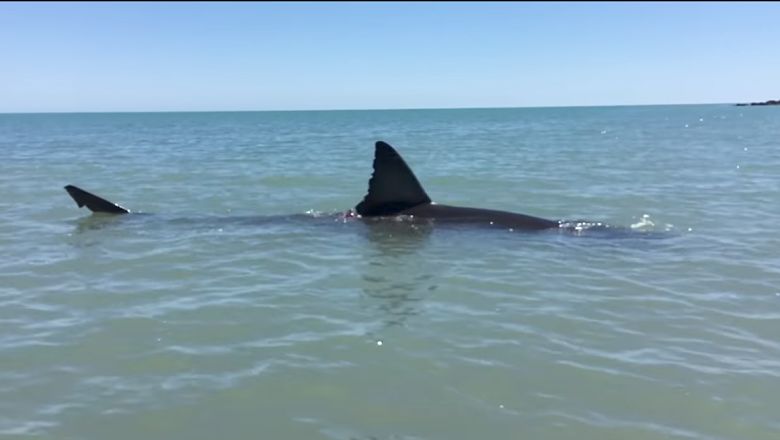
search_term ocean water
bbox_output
[1,105,779,440]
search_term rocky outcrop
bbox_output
[736,99,780,106]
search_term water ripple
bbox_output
[2,107,780,439]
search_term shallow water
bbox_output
[2,105,780,439]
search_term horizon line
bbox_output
[0,101,743,115]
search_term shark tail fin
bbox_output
[64,185,131,214]
[355,141,432,216]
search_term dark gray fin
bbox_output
[64,185,130,214]
[355,141,432,216]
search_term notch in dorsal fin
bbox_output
[355,141,432,216]
[64,185,130,214]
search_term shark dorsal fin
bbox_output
[355,141,432,216]
[64,185,130,214]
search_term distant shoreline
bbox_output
[735,99,780,107]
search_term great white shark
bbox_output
[65,141,609,232]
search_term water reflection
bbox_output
[357,219,439,328]
[72,213,129,234]
[358,216,434,255]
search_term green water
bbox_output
[1,105,779,439]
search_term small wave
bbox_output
[630,214,675,232]
[631,214,656,230]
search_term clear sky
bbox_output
[1,1,779,112]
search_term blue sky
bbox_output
[1,2,779,112]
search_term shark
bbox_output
[66,141,610,232]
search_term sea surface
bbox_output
[1,105,779,440]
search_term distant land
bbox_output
[735,99,780,106]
